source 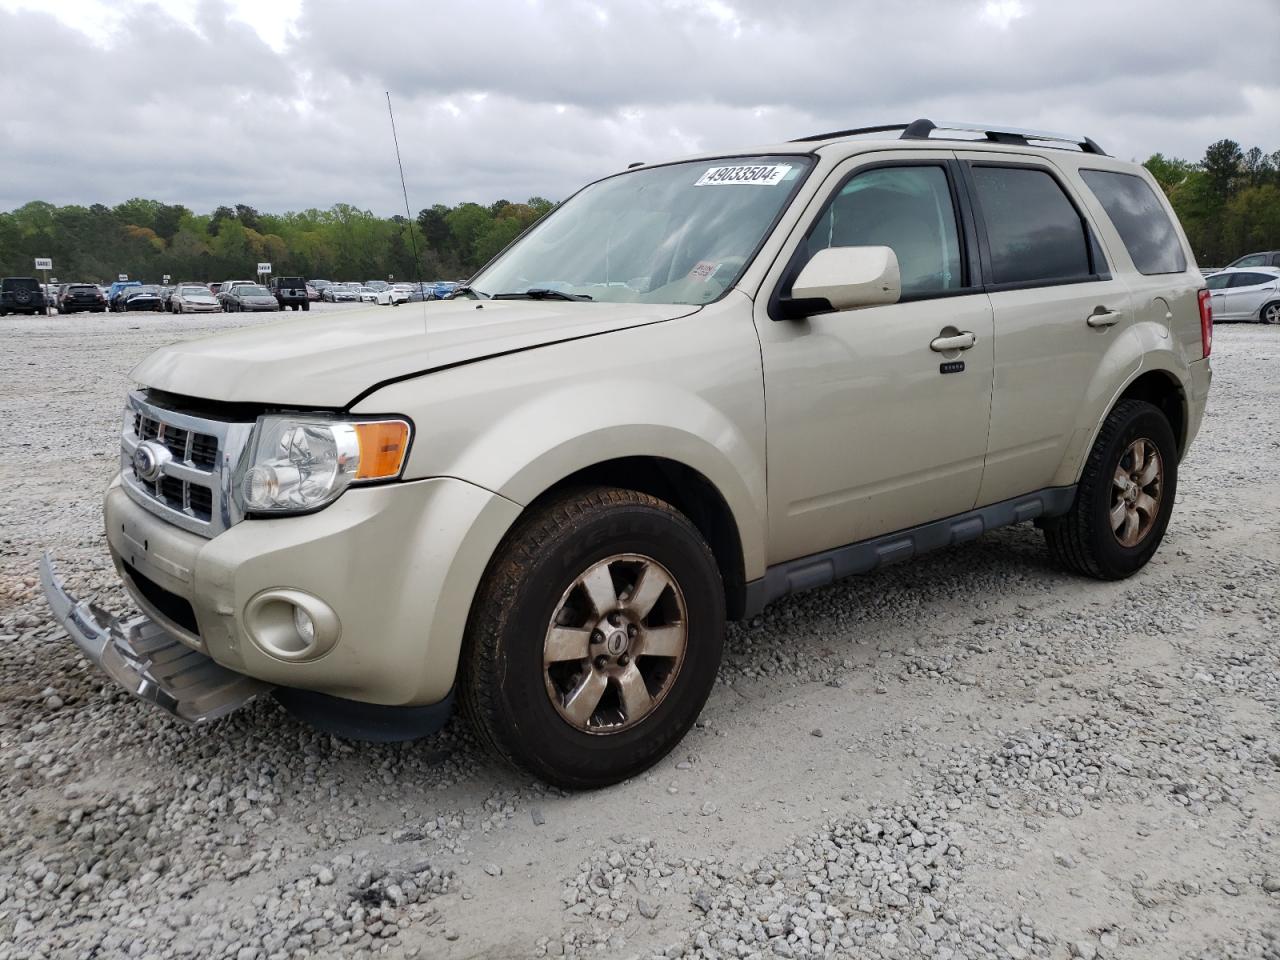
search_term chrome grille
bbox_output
[120,391,254,538]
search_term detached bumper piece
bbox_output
[40,553,272,724]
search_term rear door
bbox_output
[956,152,1133,506]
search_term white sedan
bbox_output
[1204,267,1280,324]
[376,283,419,305]
[357,286,380,303]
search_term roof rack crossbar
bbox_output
[791,118,1107,156]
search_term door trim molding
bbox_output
[742,485,1076,616]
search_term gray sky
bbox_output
[3,0,1277,215]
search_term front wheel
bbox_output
[1261,301,1280,325]
[462,487,725,789]
[1043,399,1178,580]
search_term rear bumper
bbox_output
[1184,357,1212,454]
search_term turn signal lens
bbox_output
[354,420,411,480]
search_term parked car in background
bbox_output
[433,281,461,299]
[42,284,59,308]
[305,283,320,302]
[114,285,164,312]
[1225,250,1280,269]
[357,286,379,303]
[269,276,310,312]
[322,283,359,303]
[309,280,332,296]
[158,286,175,311]
[171,284,222,314]
[208,282,222,295]
[376,283,419,305]
[0,277,46,315]
[107,280,142,307]
[57,283,107,314]
[1204,267,1280,324]
[365,280,389,292]
[218,283,281,312]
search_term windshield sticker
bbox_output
[688,260,720,282]
[695,163,792,187]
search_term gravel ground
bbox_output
[1,307,1277,960]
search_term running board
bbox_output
[743,486,1076,615]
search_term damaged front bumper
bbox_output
[40,553,271,724]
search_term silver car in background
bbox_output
[1204,267,1280,324]
[170,284,222,314]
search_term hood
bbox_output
[131,299,698,407]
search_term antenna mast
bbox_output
[386,91,427,302]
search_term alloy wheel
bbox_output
[542,553,687,734]
[1111,438,1163,547]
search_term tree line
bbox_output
[1144,139,1279,266]
[0,197,556,284]
[1,136,1276,283]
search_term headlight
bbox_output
[240,415,411,514]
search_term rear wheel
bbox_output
[462,487,725,789]
[1261,301,1280,325]
[1043,399,1178,580]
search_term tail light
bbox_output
[1197,289,1212,358]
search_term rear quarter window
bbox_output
[1079,169,1187,276]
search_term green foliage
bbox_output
[0,196,556,282]
[1146,138,1280,265]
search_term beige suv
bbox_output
[43,120,1213,788]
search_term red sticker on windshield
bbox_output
[688,261,719,282]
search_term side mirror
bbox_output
[779,246,901,319]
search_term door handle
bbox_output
[929,331,976,352]
[1087,309,1122,328]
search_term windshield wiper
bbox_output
[491,288,593,302]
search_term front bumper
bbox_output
[92,475,520,706]
[40,554,271,723]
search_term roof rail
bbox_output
[791,118,1107,156]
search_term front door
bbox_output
[753,153,995,564]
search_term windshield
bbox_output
[239,286,270,297]
[180,286,209,296]
[471,155,812,305]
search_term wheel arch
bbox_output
[1114,368,1188,455]
[526,456,750,620]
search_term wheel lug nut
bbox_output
[607,612,621,627]
[618,654,629,667]
[627,624,638,638]
[593,655,608,669]
[591,631,604,644]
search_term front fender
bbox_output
[354,303,768,579]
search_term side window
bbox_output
[1233,254,1266,267]
[970,165,1092,286]
[799,165,963,298]
[1205,274,1230,290]
[1229,272,1274,288]
[1079,169,1187,275]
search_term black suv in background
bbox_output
[269,276,310,311]
[57,283,108,314]
[1,277,46,315]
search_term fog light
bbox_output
[243,589,340,661]
[293,605,316,643]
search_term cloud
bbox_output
[1,0,1277,213]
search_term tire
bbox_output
[1261,301,1280,325]
[302,301,309,311]
[1043,399,1178,580]
[461,486,726,789]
